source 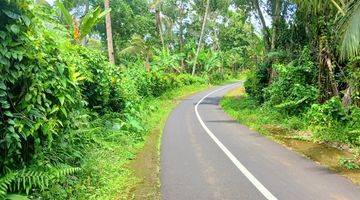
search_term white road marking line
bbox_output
[194,84,278,200]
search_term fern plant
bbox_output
[0,165,80,199]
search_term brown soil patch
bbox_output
[263,124,289,135]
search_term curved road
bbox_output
[161,83,360,200]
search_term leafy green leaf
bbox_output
[1,101,10,109]
[5,194,29,200]
[0,31,6,39]
[10,25,20,34]
[21,16,31,27]
[4,111,13,117]
[0,90,6,97]
[7,126,15,133]
[2,10,21,19]
[58,95,65,106]
[0,82,6,90]
[56,1,73,28]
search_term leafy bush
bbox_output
[339,158,360,170]
[76,47,112,112]
[244,62,269,103]
[347,56,360,106]
[264,66,318,114]
[245,47,318,113]
[306,97,360,144]
[0,1,84,174]
[263,47,318,114]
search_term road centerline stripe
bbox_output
[194,84,278,200]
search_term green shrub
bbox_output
[339,158,360,170]
[264,65,318,114]
[244,62,269,103]
[264,47,318,114]
[0,1,84,174]
[76,47,112,112]
[306,97,360,144]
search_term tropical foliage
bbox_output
[241,0,360,145]
[2,0,359,198]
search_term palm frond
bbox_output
[55,0,73,28]
[119,46,138,56]
[119,35,146,56]
[339,0,360,59]
[295,0,344,14]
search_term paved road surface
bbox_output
[161,83,360,200]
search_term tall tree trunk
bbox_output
[104,0,115,64]
[192,0,210,75]
[318,42,339,102]
[155,9,165,49]
[178,0,185,69]
[269,0,281,82]
[271,0,281,50]
[252,0,271,52]
[342,85,352,108]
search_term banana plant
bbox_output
[56,0,110,44]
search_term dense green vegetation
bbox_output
[1,0,360,198]
[0,0,257,199]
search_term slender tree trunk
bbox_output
[178,0,185,69]
[155,9,165,49]
[192,0,210,75]
[104,0,115,64]
[318,42,339,102]
[268,0,281,82]
[252,0,271,52]
[325,55,339,96]
[342,85,352,107]
[271,0,281,50]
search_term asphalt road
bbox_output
[160,83,360,200]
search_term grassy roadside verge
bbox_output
[220,84,360,185]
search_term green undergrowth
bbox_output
[221,90,290,137]
[221,86,360,148]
